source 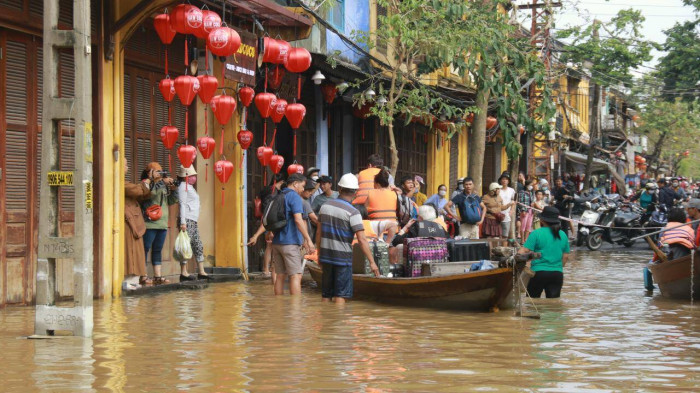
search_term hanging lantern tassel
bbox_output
[184,37,189,67]
[240,151,246,168]
[270,127,277,148]
[165,47,168,76]
[204,106,208,136]
[293,130,297,156]
[205,163,208,182]
[219,127,225,155]
[185,110,189,140]
[263,121,267,145]
[297,75,302,101]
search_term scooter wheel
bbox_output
[587,232,603,251]
[623,239,635,248]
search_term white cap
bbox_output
[417,205,437,221]
[178,165,197,177]
[489,182,502,191]
[337,173,359,190]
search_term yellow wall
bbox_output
[427,133,451,193]
[212,62,246,269]
[457,127,469,179]
[556,73,590,141]
[195,93,216,263]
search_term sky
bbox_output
[514,0,698,74]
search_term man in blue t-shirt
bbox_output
[271,173,316,296]
[451,177,486,239]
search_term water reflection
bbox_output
[0,249,698,391]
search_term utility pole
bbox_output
[518,0,561,180]
[34,0,93,337]
[583,20,601,192]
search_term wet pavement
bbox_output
[0,248,698,392]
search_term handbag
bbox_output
[143,191,165,222]
[493,212,505,223]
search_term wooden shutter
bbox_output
[449,135,459,191]
[5,39,29,211]
[0,0,22,11]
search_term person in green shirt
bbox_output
[518,206,570,298]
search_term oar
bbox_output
[645,236,668,263]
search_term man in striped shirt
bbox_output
[317,173,380,303]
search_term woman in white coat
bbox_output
[178,165,209,281]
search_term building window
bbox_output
[328,0,345,32]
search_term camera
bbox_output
[157,170,170,179]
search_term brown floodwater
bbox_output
[1,250,698,392]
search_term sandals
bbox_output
[139,276,153,286]
[261,272,272,279]
[153,276,171,285]
[180,274,197,282]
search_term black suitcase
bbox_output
[446,239,490,262]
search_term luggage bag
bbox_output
[446,239,490,262]
[404,237,449,277]
[352,239,390,276]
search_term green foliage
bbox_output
[656,20,700,102]
[556,9,655,88]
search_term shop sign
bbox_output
[47,171,74,186]
[224,29,257,86]
[275,72,307,101]
[84,181,93,210]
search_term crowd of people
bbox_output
[123,160,209,290]
[248,154,571,302]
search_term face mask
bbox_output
[187,176,197,185]
[312,176,319,181]
[458,184,464,190]
[542,186,548,191]
[527,185,533,191]
[438,190,447,197]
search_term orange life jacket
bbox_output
[660,223,696,250]
[352,167,381,205]
[367,188,398,221]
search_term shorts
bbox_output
[527,271,564,298]
[520,211,533,232]
[459,223,480,239]
[271,244,304,275]
[370,220,397,236]
[321,263,353,299]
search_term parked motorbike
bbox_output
[642,203,667,244]
[584,197,645,251]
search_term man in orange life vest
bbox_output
[352,154,384,205]
[659,207,696,260]
[684,198,700,247]
[364,169,399,243]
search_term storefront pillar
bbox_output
[458,128,469,179]
[428,134,451,193]
[315,86,329,174]
[212,61,245,269]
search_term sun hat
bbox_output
[684,198,700,209]
[178,165,197,177]
[489,182,502,191]
[539,206,561,224]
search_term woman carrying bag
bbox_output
[177,165,209,281]
[141,162,178,285]
[124,158,151,289]
[518,206,570,298]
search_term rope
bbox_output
[691,249,695,306]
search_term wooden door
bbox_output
[0,30,41,306]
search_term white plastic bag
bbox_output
[174,230,193,262]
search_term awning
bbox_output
[226,0,313,27]
[563,151,626,192]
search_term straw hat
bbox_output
[178,165,197,177]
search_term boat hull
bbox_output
[648,254,700,300]
[307,262,515,311]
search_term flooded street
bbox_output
[1,250,698,392]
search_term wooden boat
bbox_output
[648,254,700,300]
[306,261,515,311]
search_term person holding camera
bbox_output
[141,162,178,285]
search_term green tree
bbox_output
[556,9,655,190]
[656,20,700,102]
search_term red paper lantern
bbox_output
[269,154,284,174]
[197,74,218,104]
[154,13,176,45]
[486,116,498,130]
[185,6,203,35]
[178,145,197,168]
[285,47,312,73]
[287,162,304,176]
[270,99,288,124]
[196,9,221,39]
[255,92,278,119]
[239,86,255,107]
[257,146,273,166]
[197,136,216,159]
[207,27,241,57]
[174,75,200,106]
[434,120,451,133]
[262,37,291,64]
[352,103,372,119]
[215,160,234,184]
[170,4,197,35]
[211,94,237,125]
[159,126,179,149]
[237,130,253,150]
[268,66,286,90]
[465,113,475,124]
[684,150,690,157]
[321,83,338,104]
[285,103,306,129]
[159,77,176,102]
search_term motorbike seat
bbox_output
[614,213,637,226]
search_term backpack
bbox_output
[457,194,482,225]
[416,221,448,238]
[396,193,413,226]
[262,192,288,233]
